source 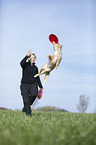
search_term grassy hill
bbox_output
[37,106,68,112]
[0,110,96,145]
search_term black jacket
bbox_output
[20,55,43,89]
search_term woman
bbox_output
[20,50,43,116]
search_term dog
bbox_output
[34,42,63,83]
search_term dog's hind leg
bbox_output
[34,70,48,78]
[34,65,46,78]
[34,73,40,78]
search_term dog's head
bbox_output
[53,42,63,51]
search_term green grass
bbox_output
[0,110,96,145]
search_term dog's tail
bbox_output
[44,72,50,83]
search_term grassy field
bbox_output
[0,110,96,145]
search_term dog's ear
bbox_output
[60,44,63,48]
[46,55,52,61]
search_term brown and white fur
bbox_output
[34,42,63,83]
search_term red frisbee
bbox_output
[38,89,43,99]
[49,34,58,43]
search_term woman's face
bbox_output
[29,54,35,63]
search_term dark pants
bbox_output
[20,83,38,116]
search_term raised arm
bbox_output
[20,49,31,68]
[20,55,28,68]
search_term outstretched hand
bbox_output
[40,88,43,91]
[27,49,31,57]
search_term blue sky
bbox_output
[0,0,96,113]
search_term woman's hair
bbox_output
[31,53,36,59]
